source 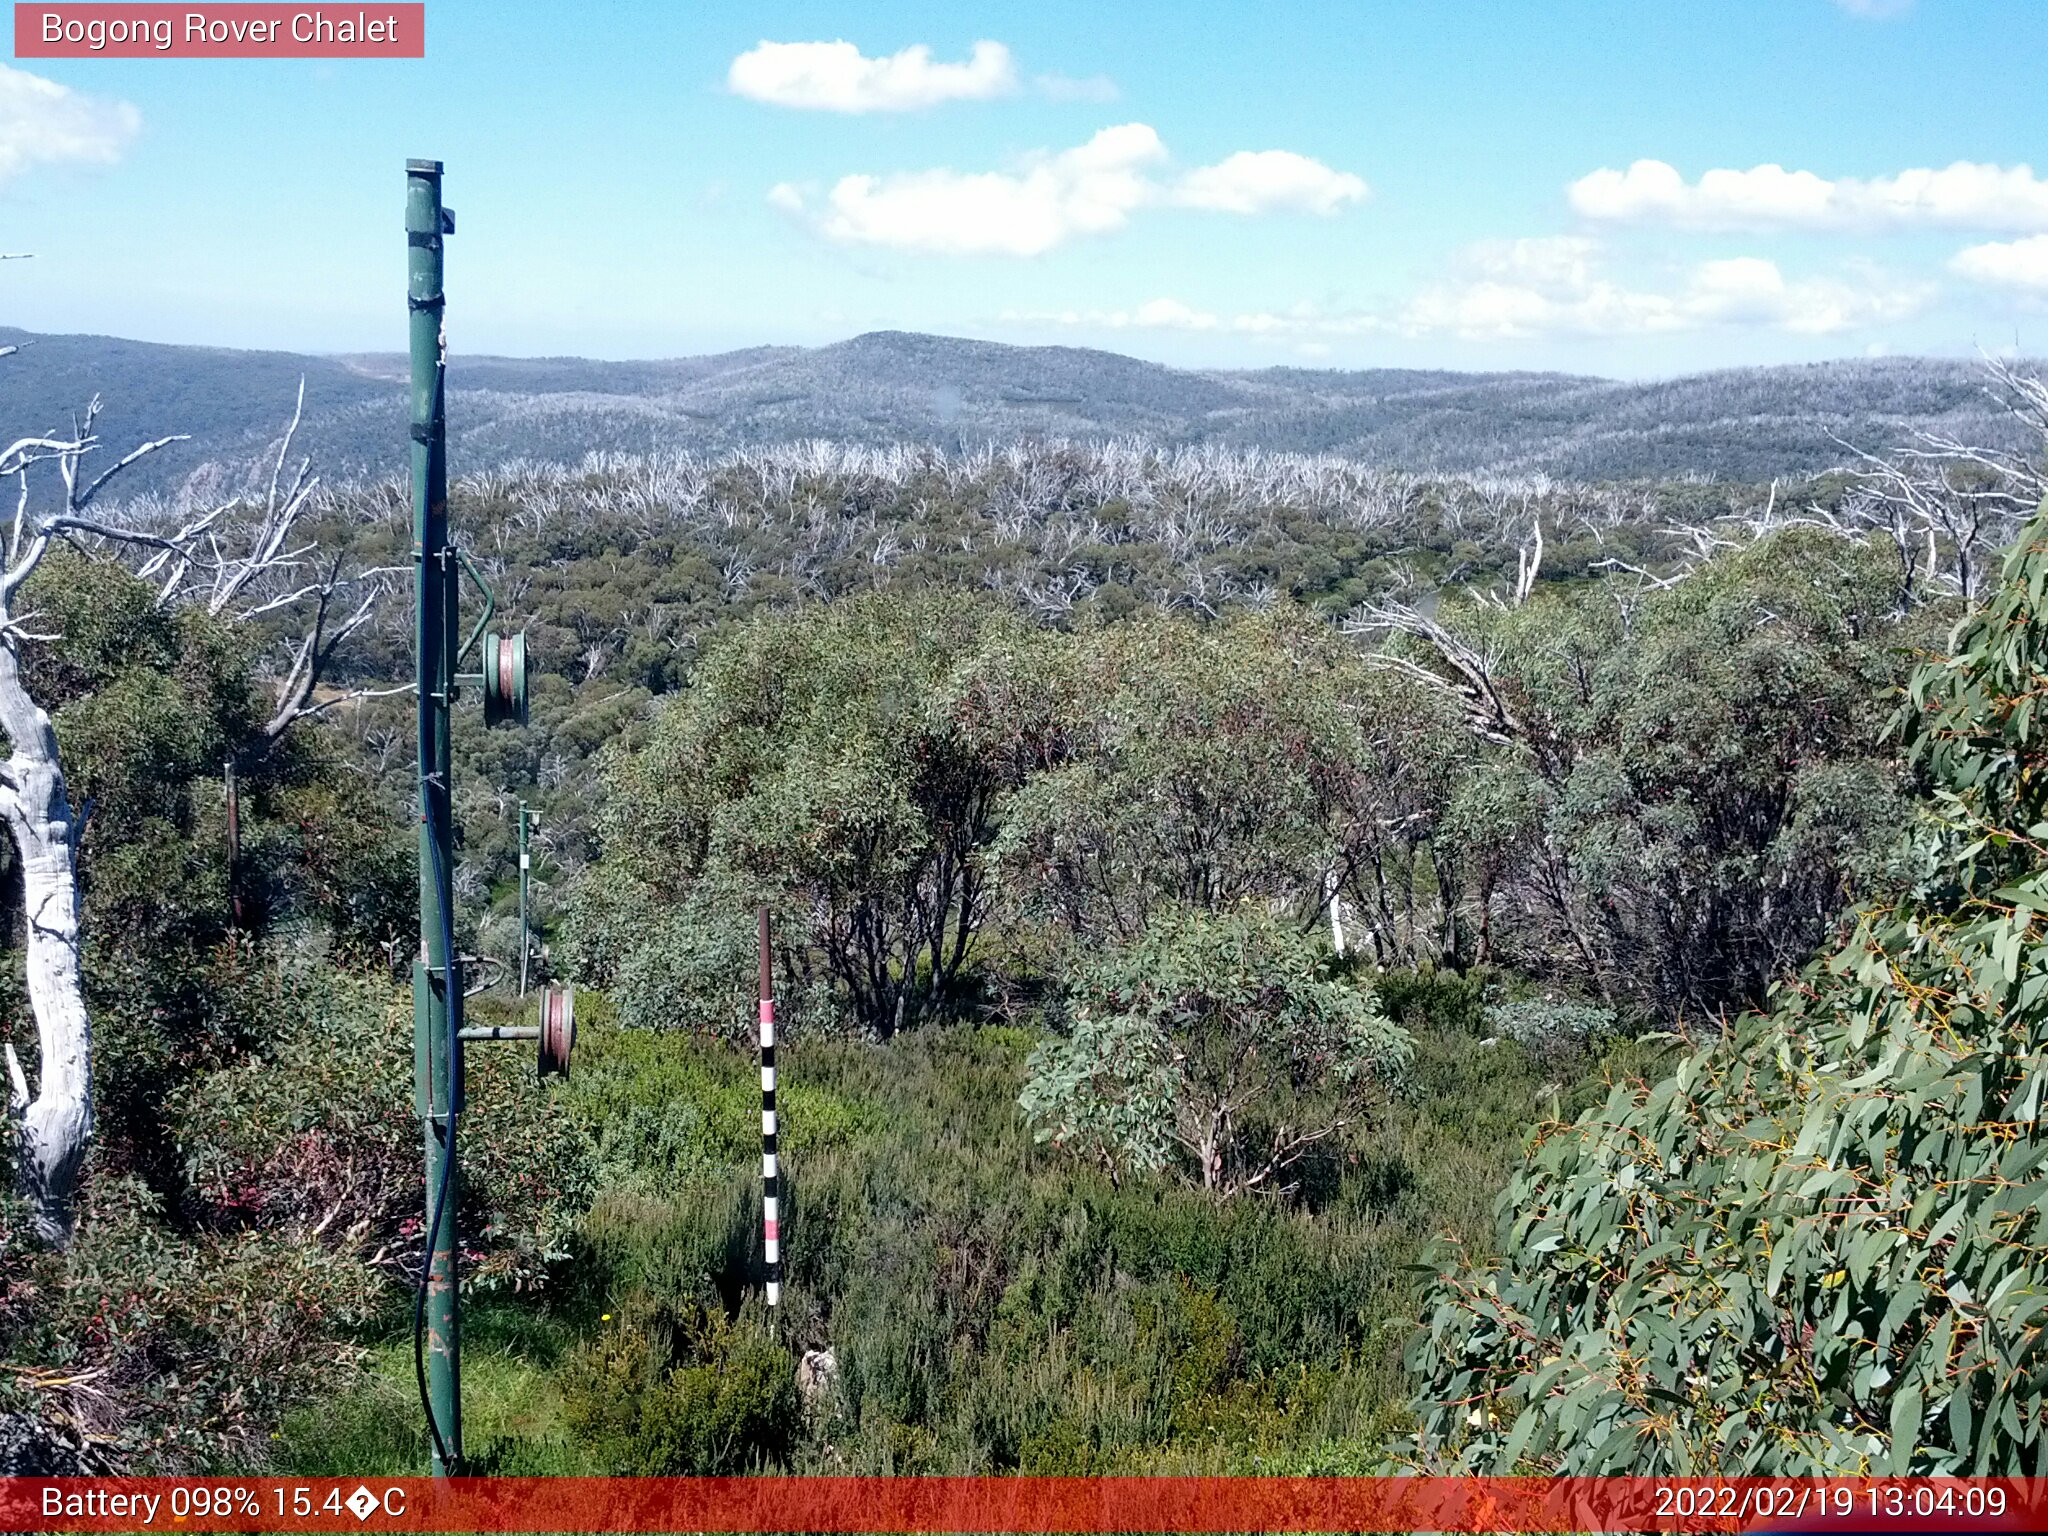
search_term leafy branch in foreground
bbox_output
[1394,496,2048,1475]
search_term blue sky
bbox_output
[2,0,2046,376]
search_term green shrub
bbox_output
[558,1300,797,1474]
[0,1175,379,1472]
[173,965,592,1292]
[1022,905,1410,1195]
[571,591,1040,1037]
[1483,996,1615,1072]
[1373,967,1489,1034]
[1394,500,2048,1476]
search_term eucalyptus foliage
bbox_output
[1461,529,1921,1019]
[1396,501,2048,1475]
[1022,905,1411,1195]
[566,591,1039,1037]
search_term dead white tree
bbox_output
[1512,511,1544,606]
[1343,599,1524,746]
[1821,358,2048,610]
[0,420,102,1244]
[0,397,203,1241]
[126,382,405,738]
[0,386,392,1243]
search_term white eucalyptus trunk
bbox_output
[0,639,91,1245]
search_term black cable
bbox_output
[413,702,461,1476]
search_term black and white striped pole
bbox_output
[759,906,781,1307]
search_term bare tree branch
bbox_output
[1344,601,1524,746]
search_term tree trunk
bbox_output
[0,642,92,1246]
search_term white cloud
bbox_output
[1400,236,1673,338]
[728,39,1017,112]
[800,124,1163,256]
[1569,158,2048,232]
[0,64,139,189]
[1003,238,1924,346]
[1130,297,1218,330]
[1835,0,1913,16]
[1464,235,1602,288]
[775,125,1365,257]
[1952,234,2048,292]
[1402,278,1668,339]
[1685,256,1924,334]
[1399,241,1926,339]
[1172,150,1367,216]
[1003,298,1381,339]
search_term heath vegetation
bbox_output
[2,355,2046,1476]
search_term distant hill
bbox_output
[0,326,2034,493]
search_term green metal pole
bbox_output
[407,157,462,1477]
[518,801,530,998]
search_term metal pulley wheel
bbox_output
[537,983,575,1079]
[482,630,528,728]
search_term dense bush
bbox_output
[559,1298,798,1474]
[172,970,593,1292]
[1482,998,1616,1072]
[1395,500,2048,1474]
[1440,529,1927,1019]
[0,1174,380,1471]
[577,535,1921,1054]
[994,612,1455,950]
[565,591,1041,1037]
[1021,905,1410,1194]
[0,553,411,1195]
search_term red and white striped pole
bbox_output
[759,906,781,1307]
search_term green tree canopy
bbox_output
[1395,501,2048,1475]
[1418,528,1924,1017]
[566,590,1039,1037]
[996,610,1466,961]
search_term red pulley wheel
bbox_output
[537,983,574,1079]
[482,630,529,729]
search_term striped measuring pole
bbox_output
[758,907,781,1307]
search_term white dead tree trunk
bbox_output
[1511,509,1544,606]
[1344,600,1526,746]
[0,466,90,1241]
[0,410,173,1243]
[0,385,391,1243]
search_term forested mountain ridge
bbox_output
[0,325,2034,490]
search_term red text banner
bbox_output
[14,5,424,58]
[3,1476,2047,1533]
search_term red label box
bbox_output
[14,4,424,57]
[4,1477,2048,1534]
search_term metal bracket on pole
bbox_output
[454,546,496,666]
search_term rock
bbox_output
[0,1411,98,1475]
[796,1348,839,1412]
